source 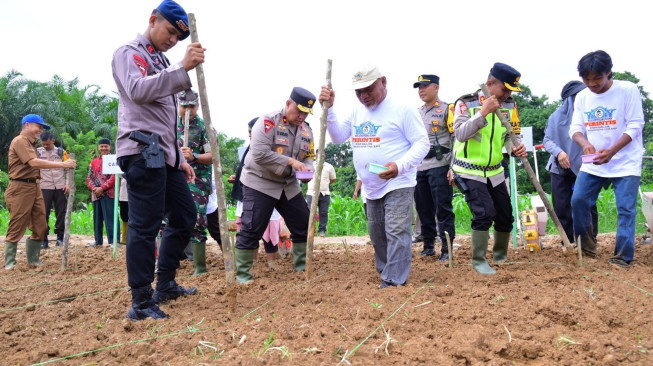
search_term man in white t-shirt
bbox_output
[306,153,336,237]
[319,65,429,288]
[569,50,645,269]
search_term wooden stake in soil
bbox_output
[183,109,190,148]
[306,59,332,279]
[577,235,583,267]
[479,84,574,256]
[61,153,75,270]
[189,13,237,311]
[444,231,453,268]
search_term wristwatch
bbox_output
[193,153,199,161]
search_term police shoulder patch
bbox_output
[264,119,275,133]
[133,54,148,76]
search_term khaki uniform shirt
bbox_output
[240,108,314,200]
[417,98,453,171]
[8,132,40,180]
[306,161,336,196]
[112,34,192,168]
[37,146,67,189]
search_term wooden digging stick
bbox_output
[189,13,237,311]
[445,231,453,268]
[183,109,190,148]
[479,84,573,255]
[61,153,75,269]
[306,59,333,279]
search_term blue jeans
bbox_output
[571,172,640,262]
[366,187,414,285]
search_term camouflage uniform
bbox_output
[177,115,212,245]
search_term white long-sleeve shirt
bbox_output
[327,94,429,200]
[569,80,645,177]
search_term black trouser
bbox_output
[414,166,456,247]
[119,200,129,223]
[306,193,331,233]
[236,185,309,250]
[118,155,196,288]
[206,210,222,245]
[551,172,598,243]
[463,178,513,232]
[41,188,67,239]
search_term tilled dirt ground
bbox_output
[0,233,652,365]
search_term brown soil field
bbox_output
[0,233,652,365]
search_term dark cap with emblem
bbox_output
[413,74,440,88]
[290,87,316,115]
[490,63,522,92]
[156,0,190,41]
[178,89,198,106]
[21,114,51,130]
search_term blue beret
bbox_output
[157,0,190,41]
[21,114,51,130]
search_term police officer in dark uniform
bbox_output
[235,87,316,283]
[413,74,456,261]
[5,114,76,269]
[112,0,204,320]
[450,63,527,275]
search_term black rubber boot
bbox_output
[419,239,436,257]
[153,272,197,304]
[126,286,168,321]
[438,239,451,261]
[580,233,598,258]
[41,237,49,249]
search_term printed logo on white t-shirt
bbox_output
[352,121,382,147]
[584,106,617,131]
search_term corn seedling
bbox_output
[374,326,398,356]
[369,302,382,309]
[147,322,165,337]
[266,345,292,359]
[492,294,506,305]
[254,332,275,356]
[582,286,597,300]
[556,335,581,348]
[341,239,351,266]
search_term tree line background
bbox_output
[1,70,651,211]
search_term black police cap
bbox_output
[490,63,522,92]
[290,87,316,115]
[413,74,440,88]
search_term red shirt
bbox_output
[86,155,115,200]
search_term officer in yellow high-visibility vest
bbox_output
[449,63,527,275]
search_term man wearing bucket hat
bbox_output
[235,87,316,283]
[176,89,214,275]
[319,65,430,289]
[112,0,204,320]
[5,114,77,269]
[450,63,527,275]
[412,74,456,261]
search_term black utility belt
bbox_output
[10,178,39,183]
[453,159,501,172]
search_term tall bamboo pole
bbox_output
[61,153,75,269]
[306,59,332,278]
[479,84,573,255]
[189,13,237,310]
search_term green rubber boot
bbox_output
[193,242,207,276]
[235,248,254,284]
[25,238,44,267]
[120,222,128,245]
[471,230,496,275]
[5,242,18,270]
[493,231,511,263]
[292,242,307,271]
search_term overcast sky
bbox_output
[2,0,650,144]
